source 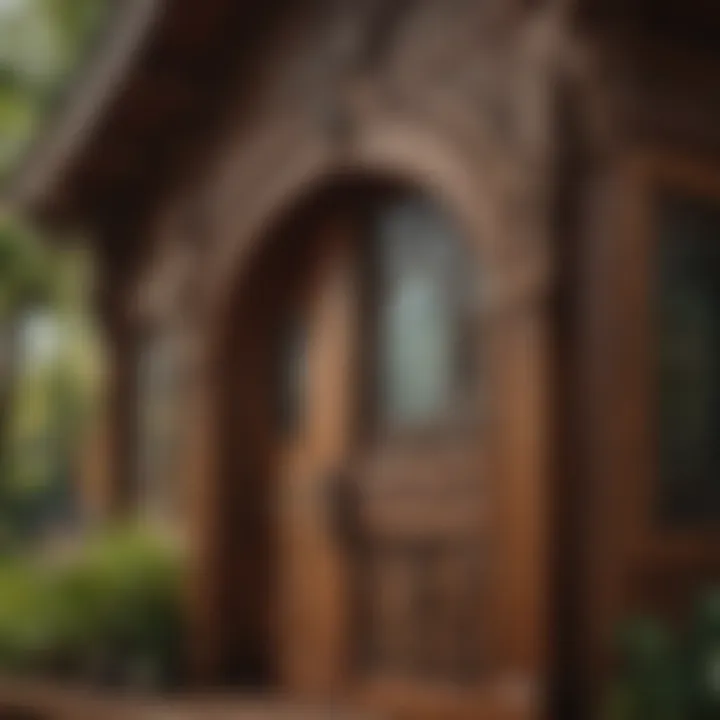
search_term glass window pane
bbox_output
[375,197,468,429]
[658,192,720,526]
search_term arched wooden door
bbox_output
[269,183,548,720]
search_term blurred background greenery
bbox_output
[0,0,108,551]
[0,0,107,174]
[0,6,184,690]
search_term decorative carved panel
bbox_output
[336,445,486,682]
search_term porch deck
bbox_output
[0,679,376,720]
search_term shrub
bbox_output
[605,616,685,720]
[684,590,720,719]
[0,526,184,689]
[0,559,46,673]
[606,588,720,720]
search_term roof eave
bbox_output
[3,0,166,226]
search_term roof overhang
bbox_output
[3,0,258,230]
[4,0,165,225]
[6,0,720,230]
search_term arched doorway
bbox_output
[213,175,548,719]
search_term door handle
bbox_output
[324,468,359,545]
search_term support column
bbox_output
[184,329,225,684]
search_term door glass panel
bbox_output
[658,192,720,526]
[375,197,468,430]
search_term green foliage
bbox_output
[0,217,101,548]
[0,0,109,176]
[0,558,46,672]
[0,526,184,689]
[606,616,685,720]
[684,591,720,719]
[605,589,720,720]
[0,216,53,316]
[0,0,109,543]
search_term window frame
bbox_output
[626,151,720,567]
